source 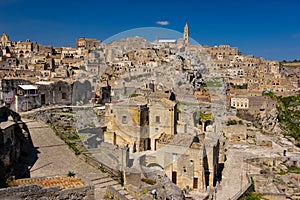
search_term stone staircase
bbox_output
[86,173,135,200]
[111,184,136,200]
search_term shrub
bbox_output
[67,171,75,177]
[226,119,237,126]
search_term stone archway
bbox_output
[204,120,213,132]
[146,163,164,170]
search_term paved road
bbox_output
[25,119,134,199]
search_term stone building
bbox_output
[204,45,240,58]
[230,94,277,113]
[0,33,12,47]
[95,81,111,104]
[184,23,189,45]
[0,54,17,68]
[38,45,54,57]
[104,96,149,153]
[104,95,178,153]
[163,136,208,191]
[15,85,40,112]
[248,96,277,112]
[52,65,68,78]
[36,81,72,106]
[230,97,249,109]
[1,79,32,110]
[16,40,33,58]
[85,49,106,75]
[148,98,177,150]
[146,134,222,192]
[61,47,78,59]
[76,37,101,50]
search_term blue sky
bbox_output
[1,0,300,61]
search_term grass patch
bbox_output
[199,112,212,121]
[130,93,140,98]
[287,165,300,174]
[143,189,148,194]
[68,133,80,141]
[99,165,107,173]
[68,142,81,155]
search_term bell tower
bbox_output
[184,23,189,45]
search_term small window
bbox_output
[193,177,198,189]
[155,128,158,133]
[155,116,160,123]
[122,116,127,124]
[62,93,66,99]
[173,153,177,162]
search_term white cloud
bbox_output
[156,21,169,26]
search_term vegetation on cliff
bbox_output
[265,93,300,143]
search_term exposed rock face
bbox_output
[260,108,283,135]
[237,109,283,135]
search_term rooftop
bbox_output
[168,134,194,147]
[18,85,37,90]
[111,95,148,106]
[8,176,86,190]
[35,81,55,85]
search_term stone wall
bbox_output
[0,184,94,200]
[261,193,286,200]
[15,95,41,112]
[1,79,32,110]
[0,108,37,186]
[106,185,131,200]
[37,81,72,105]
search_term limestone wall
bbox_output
[261,193,286,200]
[0,184,94,200]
